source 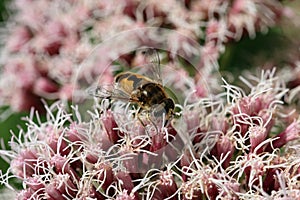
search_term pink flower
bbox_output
[0,0,291,113]
[33,77,59,96]
[265,120,300,152]
[211,134,234,168]
[0,0,299,198]
[152,170,178,199]
[6,26,32,53]
[0,68,300,198]
[249,125,267,153]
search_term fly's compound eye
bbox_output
[163,98,175,114]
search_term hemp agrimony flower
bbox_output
[1,69,299,199]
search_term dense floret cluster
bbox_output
[0,1,299,199]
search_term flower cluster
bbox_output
[0,0,299,199]
[0,0,292,112]
[1,69,299,199]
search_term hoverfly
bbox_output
[89,48,175,130]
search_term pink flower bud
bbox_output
[6,26,32,52]
[101,110,120,143]
[265,120,300,152]
[249,126,267,153]
[94,162,114,191]
[16,188,37,200]
[153,170,178,199]
[211,134,234,168]
[11,149,38,178]
[50,155,80,182]
[116,171,138,197]
[11,90,43,112]
[45,183,65,200]
[119,145,140,173]
[180,152,193,182]
[244,154,265,187]
[232,96,273,136]
[230,0,247,15]
[38,125,70,156]
[4,59,37,91]
[66,122,89,143]
[263,168,281,193]
[181,181,202,200]
[150,131,167,152]
[116,190,137,200]
[33,77,59,95]
[48,175,78,199]
[43,40,62,56]
[25,177,44,193]
[44,21,67,39]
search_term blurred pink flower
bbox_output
[0,0,292,112]
[6,26,32,53]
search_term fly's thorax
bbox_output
[138,83,168,107]
[114,72,153,95]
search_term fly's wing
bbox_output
[137,48,163,85]
[87,84,138,102]
[87,85,114,98]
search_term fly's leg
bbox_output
[136,107,159,135]
[146,112,159,134]
[136,107,146,127]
